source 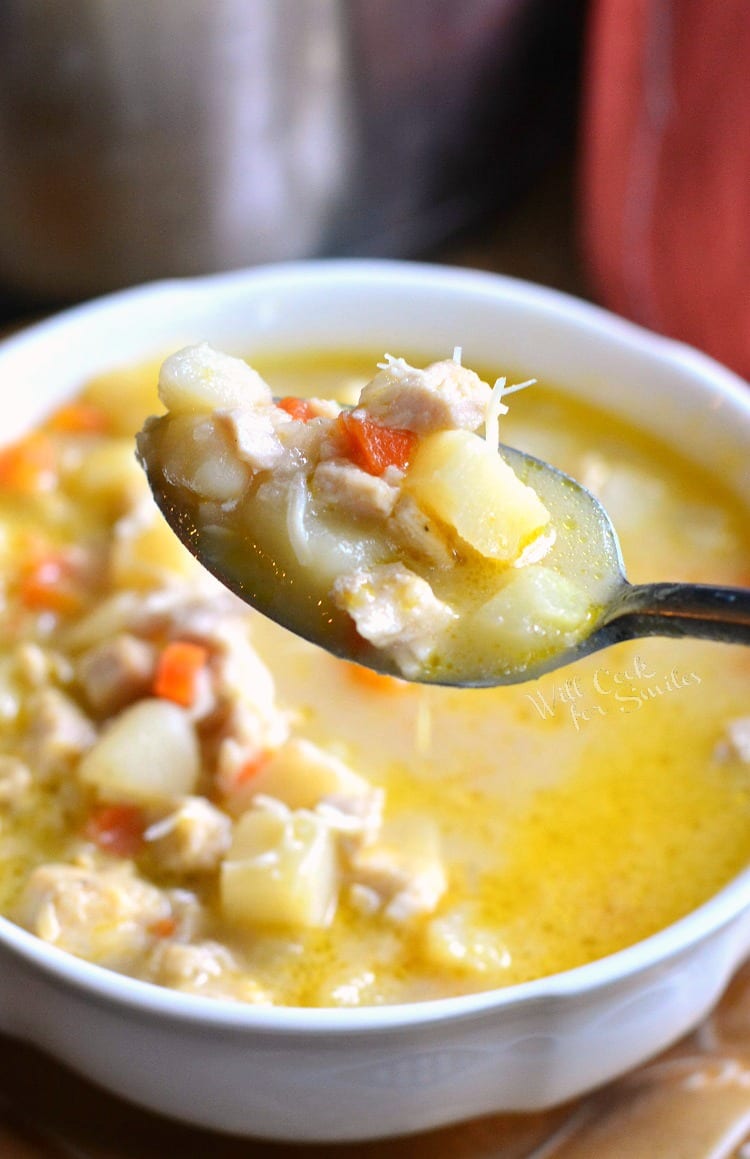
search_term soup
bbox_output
[0,349,748,1007]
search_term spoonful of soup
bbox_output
[136,344,750,687]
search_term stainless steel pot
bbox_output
[0,0,582,300]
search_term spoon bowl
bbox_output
[140,416,750,688]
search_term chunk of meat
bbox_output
[147,939,270,1003]
[274,413,330,460]
[715,717,750,764]
[346,816,447,923]
[356,355,492,434]
[316,788,384,854]
[216,408,284,473]
[76,633,156,716]
[23,688,96,782]
[0,756,32,808]
[312,459,398,519]
[208,624,289,756]
[332,563,457,678]
[145,797,232,874]
[389,494,456,567]
[16,862,171,969]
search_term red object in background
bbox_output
[580,0,750,381]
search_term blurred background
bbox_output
[0,0,747,371]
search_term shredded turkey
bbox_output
[76,633,156,716]
[145,797,233,874]
[16,862,172,969]
[147,939,270,1002]
[332,563,457,678]
[357,354,493,433]
[23,689,96,782]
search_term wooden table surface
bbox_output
[3,163,750,1158]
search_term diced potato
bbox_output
[470,565,590,658]
[110,501,202,587]
[158,343,273,414]
[79,698,200,803]
[69,438,150,512]
[156,414,250,502]
[404,429,550,562]
[251,738,371,810]
[221,806,338,929]
[424,907,512,976]
[81,360,163,436]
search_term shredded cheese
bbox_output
[377,353,413,380]
[484,376,536,450]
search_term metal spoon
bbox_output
[138,428,750,688]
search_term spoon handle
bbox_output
[602,582,750,647]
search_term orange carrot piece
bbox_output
[344,661,409,694]
[46,401,109,435]
[153,640,210,707]
[149,917,177,938]
[85,804,145,858]
[278,396,318,422]
[337,412,417,475]
[233,752,272,786]
[19,551,82,615]
[0,433,57,493]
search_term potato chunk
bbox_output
[405,429,550,562]
[79,698,200,803]
[158,342,273,413]
[470,565,591,659]
[110,499,202,587]
[424,907,512,976]
[221,805,338,929]
[250,738,372,810]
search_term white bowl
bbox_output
[0,261,748,1143]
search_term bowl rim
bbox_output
[1,257,748,1036]
[4,862,750,1035]
[2,257,748,399]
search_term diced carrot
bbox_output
[85,803,145,858]
[278,396,318,422]
[0,433,57,494]
[216,751,272,800]
[19,551,82,615]
[344,660,409,694]
[153,640,210,707]
[149,917,177,938]
[233,752,272,786]
[336,412,417,476]
[46,401,109,435]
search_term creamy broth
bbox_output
[0,350,747,1006]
